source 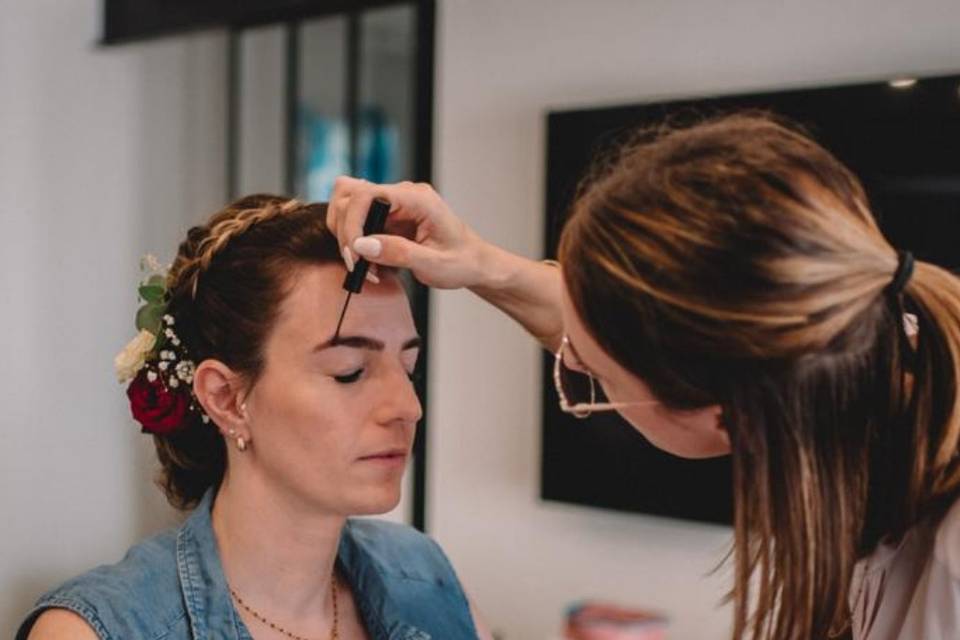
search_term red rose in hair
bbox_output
[127,368,190,435]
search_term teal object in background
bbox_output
[301,105,398,201]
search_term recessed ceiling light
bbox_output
[889,77,918,89]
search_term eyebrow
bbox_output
[313,335,422,352]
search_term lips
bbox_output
[357,448,408,461]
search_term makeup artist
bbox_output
[326,113,960,640]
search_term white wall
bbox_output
[0,1,226,633]
[428,1,960,638]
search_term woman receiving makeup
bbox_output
[20,195,492,640]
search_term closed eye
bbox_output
[334,369,364,384]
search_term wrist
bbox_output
[468,239,520,294]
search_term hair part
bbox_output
[559,112,960,639]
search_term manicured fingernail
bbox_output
[342,246,355,272]
[353,237,382,258]
[365,270,380,284]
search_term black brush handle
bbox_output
[343,197,390,293]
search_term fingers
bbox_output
[326,176,365,247]
[353,234,435,271]
[327,176,451,274]
[328,176,389,271]
[327,176,373,272]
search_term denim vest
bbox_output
[17,490,477,640]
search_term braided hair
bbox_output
[168,196,304,300]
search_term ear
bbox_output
[193,359,248,438]
[713,405,732,449]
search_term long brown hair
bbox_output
[156,194,341,510]
[559,113,960,639]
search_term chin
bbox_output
[626,409,731,459]
[647,434,732,459]
[348,485,403,516]
[669,446,731,459]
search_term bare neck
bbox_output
[211,470,345,623]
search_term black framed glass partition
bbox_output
[291,5,417,199]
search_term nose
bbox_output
[373,364,423,427]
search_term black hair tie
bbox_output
[887,251,914,297]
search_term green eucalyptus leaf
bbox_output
[138,285,165,303]
[146,274,166,288]
[136,303,164,334]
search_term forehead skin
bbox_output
[267,264,416,360]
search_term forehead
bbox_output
[272,263,415,345]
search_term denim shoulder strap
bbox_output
[339,518,477,640]
[15,529,190,640]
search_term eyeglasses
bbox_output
[553,335,661,418]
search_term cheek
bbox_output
[601,369,730,458]
[255,372,347,440]
[618,404,731,459]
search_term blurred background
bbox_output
[2,1,959,638]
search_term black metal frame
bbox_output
[409,0,435,533]
[103,0,410,44]
[346,13,362,176]
[283,21,301,196]
[104,0,436,532]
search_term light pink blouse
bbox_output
[850,495,960,639]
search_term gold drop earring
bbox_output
[230,403,249,452]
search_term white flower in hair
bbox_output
[175,360,195,383]
[114,329,157,383]
[159,361,169,371]
[140,254,163,273]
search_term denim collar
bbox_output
[175,489,430,640]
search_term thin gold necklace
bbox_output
[229,573,339,640]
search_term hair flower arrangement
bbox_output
[114,255,209,435]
